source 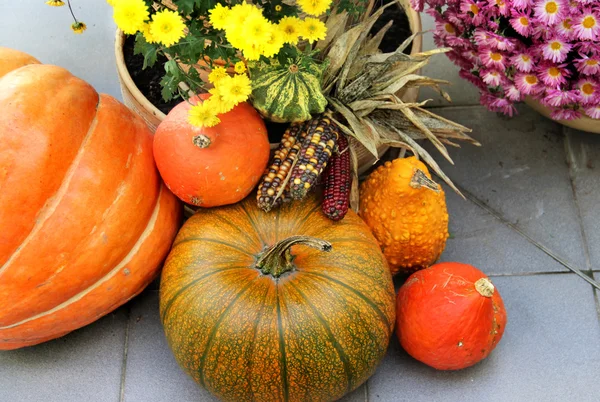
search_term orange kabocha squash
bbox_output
[396,262,507,370]
[0,47,182,350]
[153,94,270,207]
[159,195,396,402]
[360,157,449,275]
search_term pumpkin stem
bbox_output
[475,278,495,297]
[256,235,332,278]
[192,134,211,148]
[410,169,440,193]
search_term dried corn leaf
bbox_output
[399,106,453,163]
[329,97,380,158]
[316,11,349,51]
[348,138,361,212]
[361,20,393,58]
[323,23,365,87]
[338,4,391,92]
[372,119,463,197]
[372,74,451,96]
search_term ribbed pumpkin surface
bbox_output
[160,195,395,402]
[0,47,182,350]
[249,57,327,123]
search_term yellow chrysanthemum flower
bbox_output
[262,27,286,58]
[275,5,282,11]
[301,17,327,43]
[140,23,156,43]
[234,61,246,74]
[278,16,301,44]
[188,101,221,128]
[71,22,87,34]
[106,0,118,6]
[242,42,263,61]
[208,4,230,30]
[113,0,149,35]
[242,14,273,45]
[297,0,332,16]
[45,0,65,6]
[150,9,186,47]
[208,66,228,85]
[208,87,235,114]
[219,74,252,106]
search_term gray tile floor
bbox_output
[2,1,600,402]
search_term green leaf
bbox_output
[172,0,202,14]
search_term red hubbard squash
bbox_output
[0,47,182,350]
[159,195,396,402]
[396,262,507,370]
[153,94,270,207]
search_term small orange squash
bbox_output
[159,195,396,402]
[396,262,507,370]
[0,47,182,350]
[153,94,270,207]
[359,157,449,275]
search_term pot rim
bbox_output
[114,29,167,121]
[524,96,600,134]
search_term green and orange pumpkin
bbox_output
[159,195,395,402]
[0,47,182,350]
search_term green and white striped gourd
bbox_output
[248,57,328,123]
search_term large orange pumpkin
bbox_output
[159,195,396,402]
[0,47,182,350]
[153,94,270,207]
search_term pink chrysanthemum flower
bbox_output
[538,63,570,87]
[490,97,518,116]
[584,105,600,119]
[576,42,600,55]
[435,20,459,39]
[505,85,523,101]
[512,52,535,72]
[481,69,505,86]
[534,0,567,26]
[541,38,572,63]
[543,89,580,107]
[510,12,533,37]
[410,0,426,11]
[574,10,600,40]
[448,50,476,69]
[512,0,533,9]
[460,0,487,26]
[576,78,598,104]
[556,17,576,40]
[515,72,544,94]
[473,29,494,47]
[551,108,581,120]
[487,0,510,16]
[532,25,553,41]
[575,55,600,75]
[459,69,488,90]
[480,48,507,69]
[462,49,481,64]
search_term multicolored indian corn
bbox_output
[322,134,351,221]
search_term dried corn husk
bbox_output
[320,0,478,210]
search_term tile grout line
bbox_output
[563,126,594,275]
[365,379,370,402]
[119,307,132,402]
[453,183,600,290]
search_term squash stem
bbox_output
[256,235,332,278]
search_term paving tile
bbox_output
[368,274,600,402]
[122,290,213,402]
[564,129,600,272]
[0,0,121,100]
[438,185,569,274]
[124,289,369,402]
[425,105,588,273]
[0,309,127,402]
[418,12,482,107]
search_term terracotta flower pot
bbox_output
[524,96,600,135]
